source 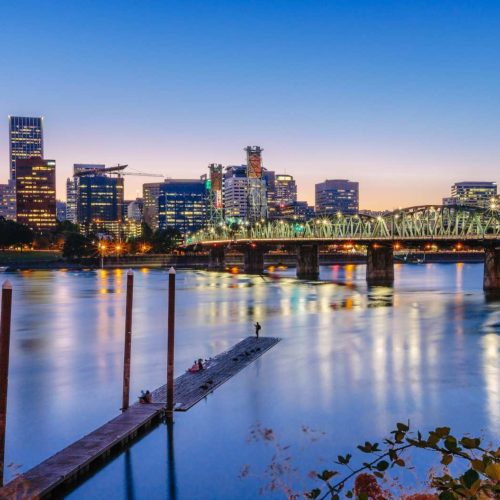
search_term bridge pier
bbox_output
[243,247,265,274]
[483,245,500,292]
[296,244,319,279]
[366,244,394,286]
[208,246,226,270]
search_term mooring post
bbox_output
[122,270,134,411]
[167,267,176,414]
[0,280,13,487]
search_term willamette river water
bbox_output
[3,263,500,498]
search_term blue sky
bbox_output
[1,0,499,208]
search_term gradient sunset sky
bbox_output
[1,0,499,209]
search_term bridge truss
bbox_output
[186,205,500,245]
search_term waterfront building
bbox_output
[275,174,297,206]
[207,163,224,224]
[278,201,315,222]
[223,165,248,220]
[0,181,17,220]
[315,179,359,216]
[443,182,497,209]
[56,200,67,221]
[263,169,276,219]
[67,165,106,224]
[15,157,56,231]
[66,178,78,223]
[9,116,44,180]
[143,183,161,231]
[158,179,207,235]
[127,198,144,222]
[245,146,267,222]
[77,170,124,236]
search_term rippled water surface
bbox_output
[4,264,500,498]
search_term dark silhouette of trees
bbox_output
[0,217,34,249]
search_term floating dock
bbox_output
[0,336,280,499]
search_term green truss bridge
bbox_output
[184,205,500,291]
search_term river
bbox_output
[3,263,500,498]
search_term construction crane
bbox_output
[73,164,163,178]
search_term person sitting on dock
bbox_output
[188,360,200,373]
[139,390,152,404]
[197,358,204,371]
[254,321,262,338]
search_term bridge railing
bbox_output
[185,206,500,245]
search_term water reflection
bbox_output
[3,263,500,497]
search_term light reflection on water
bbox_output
[3,264,500,497]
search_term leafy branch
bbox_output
[307,422,500,499]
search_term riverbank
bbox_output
[0,250,485,271]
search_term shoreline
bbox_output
[0,251,485,272]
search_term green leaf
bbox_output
[374,471,384,478]
[376,460,389,471]
[441,454,453,466]
[318,469,337,481]
[444,436,458,451]
[427,432,440,446]
[394,458,405,467]
[438,492,455,500]
[435,427,450,437]
[471,459,485,472]
[461,468,479,489]
[397,422,409,432]
[306,488,321,499]
[346,491,353,498]
[460,437,480,449]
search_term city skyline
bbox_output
[2,1,500,209]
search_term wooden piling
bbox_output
[166,267,176,413]
[0,280,13,487]
[122,270,134,411]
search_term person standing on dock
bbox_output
[254,321,261,338]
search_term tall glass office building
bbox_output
[158,179,207,235]
[77,174,124,236]
[16,157,56,231]
[315,179,359,216]
[9,116,44,180]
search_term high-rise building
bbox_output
[443,182,497,209]
[9,116,44,180]
[275,174,297,206]
[279,201,315,222]
[315,179,359,216]
[77,171,124,236]
[143,183,162,231]
[207,163,224,224]
[56,200,67,222]
[66,178,78,223]
[0,181,17,220]
[245,146,267,222]
[16,157,56,231]
[223,165,248,220]
[262,169,276,219]
[67,164,106,224]
[127,198,144,222]
[158,179,207,235]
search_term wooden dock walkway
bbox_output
[152,336,280,410]
[0,336,280,499]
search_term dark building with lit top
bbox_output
[9,116,44,180]
[158,179,207,235]
[77,173,124,235]
[15,157,56,231]
[315,179,359,216]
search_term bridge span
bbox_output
[184,205,500,291]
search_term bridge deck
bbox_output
[0,336,280,499]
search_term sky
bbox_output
[1,0,499,209]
